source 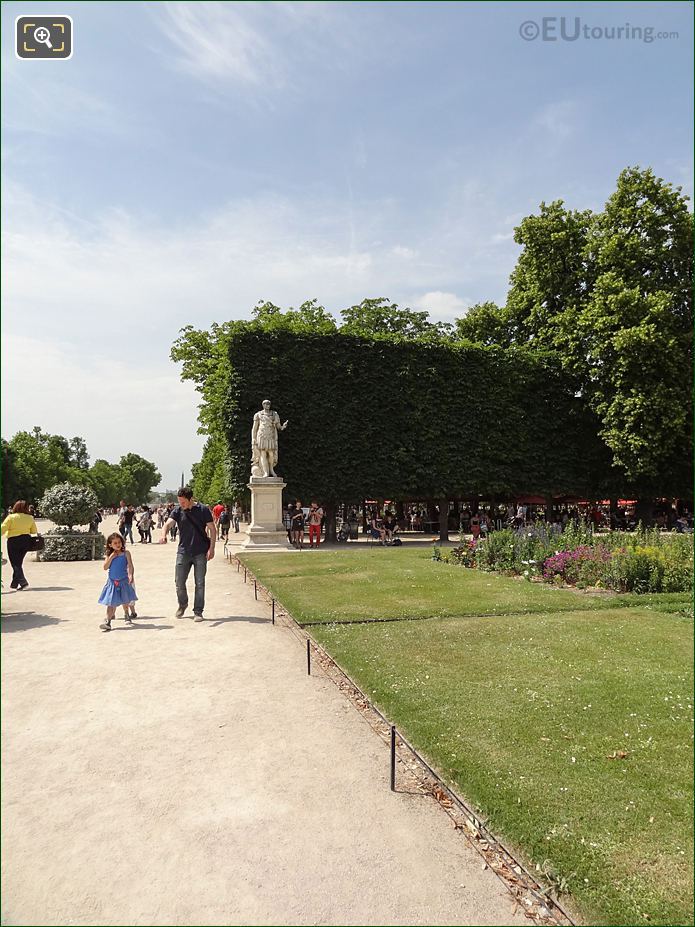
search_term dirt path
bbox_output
[2,517,525,926]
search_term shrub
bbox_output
[476,529,517,572]
[442,520,693,595]
[543,545,612,587]
[40,528,105,562]
[39,482,98,529]
[448,542,478,567]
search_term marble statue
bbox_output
[251,399,289,478]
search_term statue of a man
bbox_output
[251,399,289,478]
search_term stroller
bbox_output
[337,517,360,543]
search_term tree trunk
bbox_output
[438,496,449,543]
[324,501,337,543]
[544,496,553,525]
[635,498,655,527]
[427,500,438,527]
[610,497,619,530]
[396,500,405,527]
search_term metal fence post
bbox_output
[254,580,258,600]
[306,639,311,675]
[271,599,275,625]
[390,726,396,791]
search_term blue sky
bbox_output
[2,0,692,489]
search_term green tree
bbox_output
[7,429,70,502]
[505,200,595,347]
[1,439,19,509]
[453,302,514,345]
[252,299,338,334]
[118,453,162,503]
[464,168,692,493]
[68,437,90,469]
[192,435,231,504]
[340,297,447,339]
[86,459,126,506]
[574,167,692,482]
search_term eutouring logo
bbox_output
[519,17,679,44]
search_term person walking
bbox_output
[218,505,230,541]
[98,532,138,632]
[119,505,136,545]
[231,501,241,533]
[1,501,39,590]
[160,487,215,622]
[137,507,153,543]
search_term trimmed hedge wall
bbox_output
[220,330,616,504]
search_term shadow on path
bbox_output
[207,615,271,627]
[1,611,64,632]
[18,586,74,592]
[110,622,174,631]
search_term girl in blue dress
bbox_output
[99,533,138,632]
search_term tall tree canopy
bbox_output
[2,429,161,507]
[173,167,692,508]
[454,167,692,491]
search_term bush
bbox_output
[446,542,479,567]
[442,520,693,595]
[475,529,517,572]
[543,545,612,587]
[40,528,105,562]
[40,482,98,529]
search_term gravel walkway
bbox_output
[2,517,525,926]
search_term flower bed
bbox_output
[435,524,693,594]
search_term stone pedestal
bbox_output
[241,477,290,551]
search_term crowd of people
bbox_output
[2,490,692,624]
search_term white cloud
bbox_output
[1,58,126,140]
[3,181,506,346]
[533,100,579,142]
[154,1,283,86]
[1,333,203,491]
[1,179,518,485]
[150,1,380,102]
[412,291,471,318]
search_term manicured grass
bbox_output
[240,548,692,624]
[313,611,693,926]
[239,548,694,924]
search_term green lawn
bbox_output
[240,549,694,925]
[240,548,692,625]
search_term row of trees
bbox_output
[172,167,692,528]
[2,427,161,509]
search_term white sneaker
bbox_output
[193,614,204,622]
[175,607,186,619]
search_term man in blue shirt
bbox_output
[161,487,215,621]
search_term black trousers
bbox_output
[7,535,32,587]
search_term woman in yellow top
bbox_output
[1,500,38,589]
